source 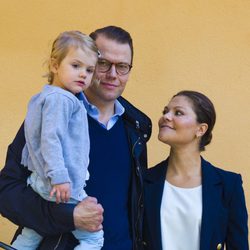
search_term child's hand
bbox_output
[50,183,71,204]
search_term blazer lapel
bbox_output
[144,160,168,250]
[200,158,222,250]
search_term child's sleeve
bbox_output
[41,93,74,185]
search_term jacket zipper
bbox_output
[53,234,62,250]
[131,123,144,249]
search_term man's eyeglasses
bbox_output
[96,59,132,75]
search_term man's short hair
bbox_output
[90,26,134,65]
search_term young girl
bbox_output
[12,31,104,250]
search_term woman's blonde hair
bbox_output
[46,30,98,84]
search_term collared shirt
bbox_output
[78,92,125,130]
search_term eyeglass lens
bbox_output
[97,59,131,75]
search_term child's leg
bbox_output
[72,229,104,250]
[11,227,42,250]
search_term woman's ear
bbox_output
[50,58,59,74]
[196,123,208,138]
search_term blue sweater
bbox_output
[85,115,132,250]
[22,85,89,201]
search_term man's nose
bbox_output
[107,64,117,78]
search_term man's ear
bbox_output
[50,58,59,74]
[91,73,100,86]
[196,123,208,138]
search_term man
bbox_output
[0,26,152,250]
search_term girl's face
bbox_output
[51,47,97,95]
[158,95,205,149]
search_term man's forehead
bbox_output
[95,37,131,64]
[95,36,131,56]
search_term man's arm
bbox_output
[0,123,75,236]
[0,124,103,236]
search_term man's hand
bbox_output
[73,196,104,232]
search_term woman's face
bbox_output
[158,95,202,148]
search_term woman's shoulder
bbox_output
[203,158,240,176]
[144,159,168,182]
[202,157,243,188]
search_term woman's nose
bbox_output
[163,112,172,120]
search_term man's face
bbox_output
[84,35,132,105]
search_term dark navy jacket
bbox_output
[143,157,249,250]
[0,96,152,250]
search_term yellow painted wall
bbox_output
[1,0,249,244]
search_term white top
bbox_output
[160,180,202,250]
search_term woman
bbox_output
[143,90,248,250]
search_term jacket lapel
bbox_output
[144,160,168,250]
[200,158,222,250]
[145,158,223,250]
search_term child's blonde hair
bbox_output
[46,30,98,84]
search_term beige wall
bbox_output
[1,0,249,244]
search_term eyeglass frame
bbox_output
[96,58,133,76]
